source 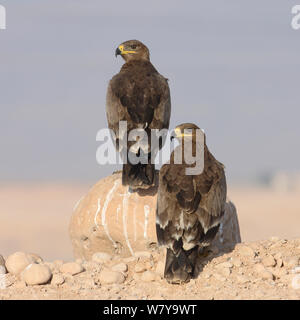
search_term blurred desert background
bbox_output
[1,0,299,263]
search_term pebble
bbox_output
[292,266,300,274]
[273,267,287,278]
[92,252,112,263]
[274,252,282,260]
[217,261,233,269]
[284,257,299,268]
[237,245,255,258]
[5,252,35,275]
[23,264,52,286]
[254,263,274,280]
[112,263,128,273]
[51,274,65,286]
[60,262,84,275]
[98,270,125,285]
[134,262,147,273]
[262,255,276,267]
[232,258,242,268]
[276,258,283,268]
[141,271,158,282]
[28,253,43,264]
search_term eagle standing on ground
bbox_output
[156,123,227,283]
[106,40,171,190]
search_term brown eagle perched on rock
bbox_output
[106,40,171,190]
[156,123,227,283]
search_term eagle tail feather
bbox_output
[164,246,198,284]
[122,162,155,190]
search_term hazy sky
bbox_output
[0,0,299,185]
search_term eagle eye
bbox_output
[131,45,137,49]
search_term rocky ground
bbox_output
[1,237,300,300]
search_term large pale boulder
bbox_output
[69,172,241,260]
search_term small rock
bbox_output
[28,253,43,264]
[5,252,35,275]
[254,263,274,280]
[237,245,255,258]
[262,255,276,267]
[141,271,158,282]
[112,263,128,273]
[273,268,287,279]
[51,274,65,286]
[60,262,84,275]
[134,251,152,259]
[276,258,283,268]
[23,264,52,286]
[232,258,242,268]
[134,262,147,273]
[218,267,231,277]
[254,263,265,273]
[217,261,233,269]
[274,252,282,260]
[155,261,165,278]
[92,252,112,263]
[98,270,125,284]
[284,257,300,268]
[292,266,300,274]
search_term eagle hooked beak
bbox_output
[115,47,121,57]
[115,44,136,57]
[171,128,182,140]
[171,128,180,141]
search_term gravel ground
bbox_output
[1,237,300,300]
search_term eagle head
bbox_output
[115,40,150,62]
[172,123,205,142]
